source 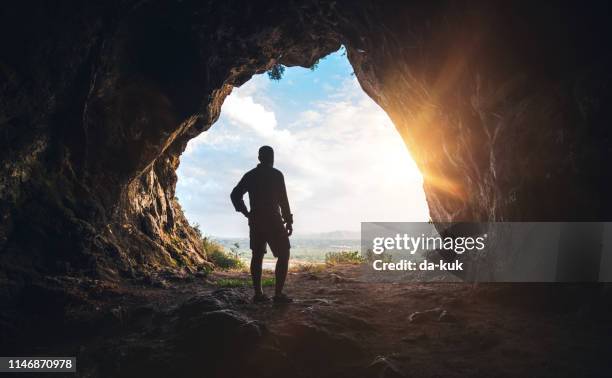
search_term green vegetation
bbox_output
[267,63,285,80]
[202,236,245,270]
[325,250,364,265]
[267,56,321,80]
[215,277,275,288]
[291,262,326,274]
[208,249,245,270]
[364,248,392,264]
[309,59,320,71]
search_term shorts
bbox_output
[249,223,290,258]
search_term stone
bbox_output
[366,356,406,378]
[175,294,225,318]
[408,307,444,323]
[330,273,357,283]
[438,309,458,323]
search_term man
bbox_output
[230,146,293,303]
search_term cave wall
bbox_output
[1,0,611,285]
[341,1,612,279]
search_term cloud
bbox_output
[289,110,321,128]
[219,82,296,150]
[223,94,277,136]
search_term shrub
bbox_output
[325,250,364,265]
[364,248,392,264]
[291,262,326,274]
[208,249,245,270]
[202,237,245,270]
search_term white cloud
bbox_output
[289,110,321,128]
[223,94,277,136]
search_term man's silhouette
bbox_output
[231,146,293,303]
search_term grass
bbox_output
[215,277,275,288]
[325,250,364,265]
[290,262,326,274]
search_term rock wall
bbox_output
[343,1,612,222]
[1,0,611,285]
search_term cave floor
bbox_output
[4,265,612,377]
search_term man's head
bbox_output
[258,145,274,166]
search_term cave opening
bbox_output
[2,2,612,376]
[175,47,430,264]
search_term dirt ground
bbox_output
[224,265,612,377]
[3,264,612,377]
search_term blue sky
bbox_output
[176,47,429,237]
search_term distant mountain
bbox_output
[292,230,360,240]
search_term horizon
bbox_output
[209,229,362,240]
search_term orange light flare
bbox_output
[387,36,481,204]
[421,172,466,200]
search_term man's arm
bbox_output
[279,173,293,234]
[230,174,250,218]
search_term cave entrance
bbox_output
[176,47,429,265]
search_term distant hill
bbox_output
[292,230,360,240]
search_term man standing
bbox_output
[230,146,293,303]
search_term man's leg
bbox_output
[274,248,290,297]
[250,227,269,302]
[269,225,292,303]
[250,250,265,296]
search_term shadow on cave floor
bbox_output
[2,265,612,378]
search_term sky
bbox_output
[176,47,429,237]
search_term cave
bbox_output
[2,1,612,377]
